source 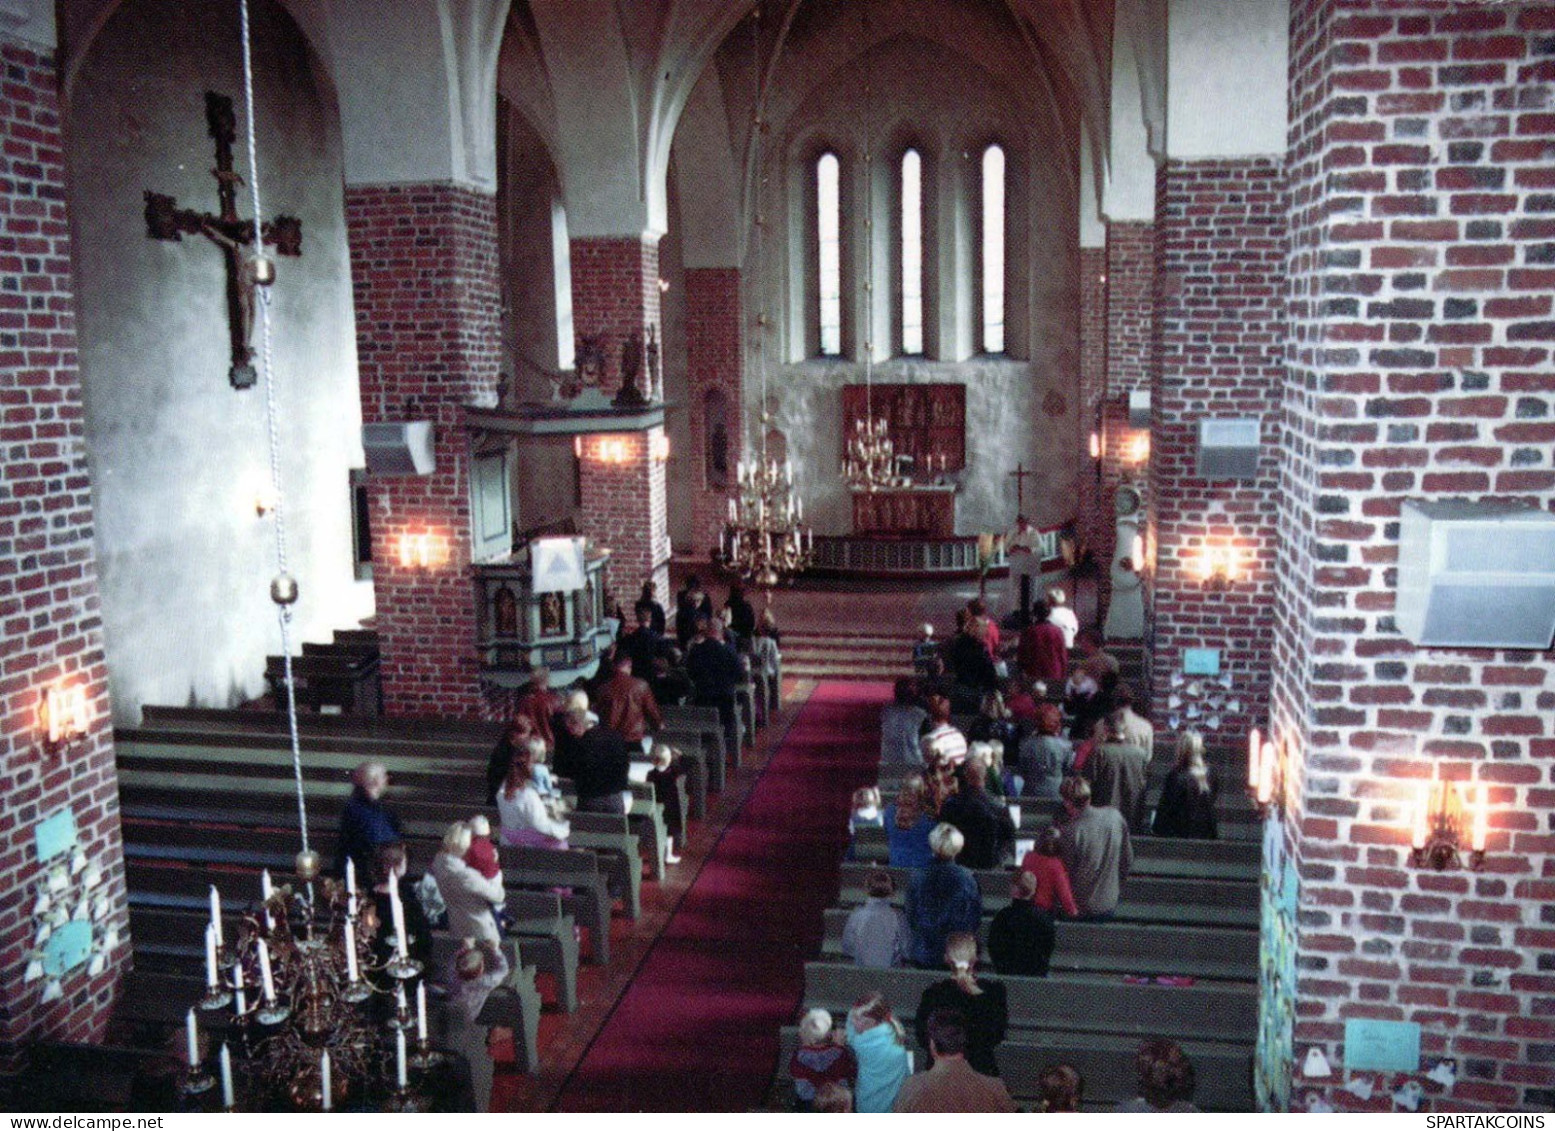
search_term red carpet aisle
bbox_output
[552,681,892,1111]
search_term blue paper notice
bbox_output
[43,920,94,977]
[34,809,77,863]
[1183,648,1221,676]
[1344,1019,1421,1073]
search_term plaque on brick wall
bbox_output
[842,384,966,475]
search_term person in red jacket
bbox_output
[1017,597,1068,687]
[1018,826,1080,918]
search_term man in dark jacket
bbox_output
[553,704,631,814]
[938,758,1015,869]
[686,615,745,760]
[335,760,403,879]
[618,605,667,679]
[987,870,1056,977]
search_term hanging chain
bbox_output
[862,2,875,421]
[238,0,309,855]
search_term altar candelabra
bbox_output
[721,449,813,587]
[843,415,899,492]
[184,859,442,1112]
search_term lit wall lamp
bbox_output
[1410,765,1486,871]
[1124,430,1151,467]
[650,431,671,464]
[1246,728,1281,817]
[1089,430,1103,482]
[395,531,444,570]
[1192,545,1242,591]
[40,684,90,755]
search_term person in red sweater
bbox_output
[1018,826,1080,918]
[513,668,563,751]
[1017,597,1068,687]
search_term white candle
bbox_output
[208,884,223,948]
[261,869,273,902]
[1247,728,1261,789]
[220,1043,234,1108]
[390,886,408,959]
[205,923,219,988]
[1471,783,1489,853]
[416,982,428,1042]
[396,983,407,1017]
[344,917,359,983]
[185,1008,200,1067]
[257,939,275,1003]
[232,963,246,1014]
[396,1028,408,1089]
[320,1051,332,1111]
[345,857,356,897]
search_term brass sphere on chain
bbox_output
[294,848,321,881]
[270,573,299,606]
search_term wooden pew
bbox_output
[429,935,542,1077]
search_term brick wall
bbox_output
[1276,0,1555,1112]
[1147,160,1288,739]
[345,183,500,717]
[685,267,743,557]
[576,429,670,607]
[1077,246,1109,568]
[570,236,662,404]
[0,36,128,1053]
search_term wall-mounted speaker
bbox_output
[1128,389,1151,429]
[1396,500,1555,649]
[1196,418,1261,480]
[362,421,436,476]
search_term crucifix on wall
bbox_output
[143,91,302,389]
[1009,462,1033,519]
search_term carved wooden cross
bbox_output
[143,91,302,389]
[1009,462,1033,518]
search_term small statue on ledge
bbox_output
[613,330,648,408]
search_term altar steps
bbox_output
[780,631,918,682]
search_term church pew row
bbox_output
[773,1026,1253,1111]
[846,827,1259,882]
[816,909,1258,982]
[801,962,1257,1044]
[857,792,1262,843]
[121,824,616,967]
[115,769,645,922]
[830,883,1257,931]
[126,888,579,1016]
[113,741,668,889]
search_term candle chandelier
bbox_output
[718,5,812,587]
[843,415,897,492]
[174,0,456,1110]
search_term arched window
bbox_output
[817,152,842,356]
[980,144,1006,354]
[900,149,924,355]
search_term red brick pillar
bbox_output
[1273,1,1555,1112]
[345,184,500,717]
[1146,160,1287,739]
[570,236,670,602]
[685,267,743,557]
[0,36,129,1054]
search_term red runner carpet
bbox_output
[552,681,892,1111]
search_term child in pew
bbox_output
[846,787,883,860]
[789,1008,857,1111]
[463,815,514,933]
[1037,1064,1085,1112]
[1017,827,1081,919]
[845,992,912,1112]
[645,742,685,864]
[841,870,908,968]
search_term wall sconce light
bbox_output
[396,531,443,570]
[1193,545,1242,591]
[1246,728,1280,817]
[1410,766,1486,871]
[650,432,671,464]
[40,684,90,755]
[1124,430,1151,467]
[1089,431,1102,461]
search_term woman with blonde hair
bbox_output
[882,776,936,869]
[1152,729,1220,839]
[904,824,980,967]
[845,992,912,1112]
[429,821,506,945]
[912,931,1008,1078]
[788,1008,855,1111]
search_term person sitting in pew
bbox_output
[335,760,403,881]
[1152,730,1220,840]
[497,739,571,850]
[987,869,1056,977]
[434,939,512,1112]
[937,758,1015,870]
[431,822,507,947]
[842,870,908,968]
[880,678,928,767]
[1114,1039,1200,1113]
[1038,1063,1085,1112]
[1018,702,1074,800]
[845,992,912,1113]
[1057,777,1132,921]
[554,701,633,815]
[648,650,695,708]
[788,1008,856,1112]
[904,826,981,970]
[883,779,936,870]
[370,841,432,979]
[1017,826,1080,919]
[485,715,535,805]
[619,604,668,680]
[913,933,1008,1079]
[895,1008,1015,1112]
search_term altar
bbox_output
[851,485,957,538]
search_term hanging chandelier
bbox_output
[718,5,812,588]
[842,415,896,492]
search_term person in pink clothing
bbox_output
[1018,826,1080,918]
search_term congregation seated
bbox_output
[554,699,632,815]
[1017,826,1080,919]
[335,759,403,880]
[1085,713,1151,833]
[1114,1039,1200,1113]
[844,992,913,1112]
[937,758,1015,870]
[1017,702,1074,799]
[964,690,1019,750]
[594,651,663,747]
[904,824,980,968]
[788,1008,855,1111]
[431,821,506,947]
[497,737,571,849]
[841,869,908,968]
[987,869,1056,978]
[882,779,935,869]
[1058,777,1132,921]
[894,1008,1015,1113]
[1002,676,1041,727]
[880,678,928,767]
[1153,730,1220,840]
